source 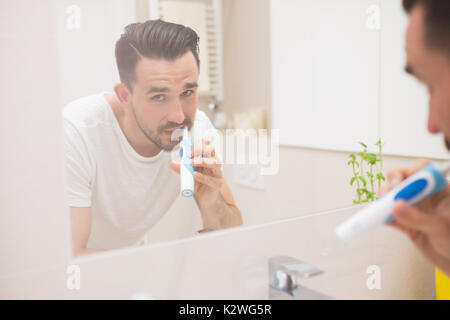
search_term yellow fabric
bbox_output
[435,268,450,300]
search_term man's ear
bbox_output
[114,83,132,108]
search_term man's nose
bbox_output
[167,99,185,124]
[427,111,441,134]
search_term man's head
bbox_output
[403,0,450,149]
[114,20,200,151]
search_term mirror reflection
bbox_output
[57,0,448,258]
[61,0,246,256]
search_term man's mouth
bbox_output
[163,126,183,132]
[162,126,184,139]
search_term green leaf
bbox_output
[353,200,360,205]
[358,188,369,196]
[350,177,356,186]
[359,176,367,186]
[359,142,367,148]
[376,173,386,181]
[349,154,356,161]
[367,153,377,165]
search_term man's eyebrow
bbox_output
[146,86,170,95]
[184,82,198,89]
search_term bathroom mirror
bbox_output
[53,0,448,259]
[56,0,243,258]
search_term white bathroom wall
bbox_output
[0,0,71,277]
[270,0,380,154]
[53,0,137,106]
[269,0,449,159]
[221,0,272,119]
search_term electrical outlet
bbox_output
[233,164,265,190]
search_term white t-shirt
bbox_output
[62,92,220,250]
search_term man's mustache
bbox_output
[159,119,192,132]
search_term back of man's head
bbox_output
[403,0,450,59]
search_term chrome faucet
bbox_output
[269,256,331,300]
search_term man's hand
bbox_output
[379,159,450,276]
[191,140,223,206]
[171,140,223,204]
[170,140,242,231]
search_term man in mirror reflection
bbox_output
[382,0,450,277]
[63,20,242,257]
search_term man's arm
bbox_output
[70,206,104,257]
[195,179,243,231]
[170,140,243,232]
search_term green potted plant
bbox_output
[348,139,385,204]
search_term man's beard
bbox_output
[131,103,192,152]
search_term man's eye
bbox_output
[151,95,166,102]
[181,90,193,97]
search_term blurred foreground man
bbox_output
[383,0,450,277]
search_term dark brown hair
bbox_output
[403,0,450,57]
[115,19,200,90]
